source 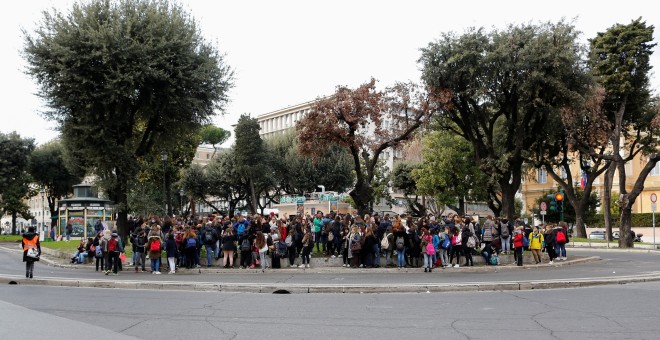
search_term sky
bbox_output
[1,0,659,148]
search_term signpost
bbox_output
[652,193,657,248]
[540,202,547,224]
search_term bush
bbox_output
[585,213,656,229]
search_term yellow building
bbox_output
[520,155,660,215]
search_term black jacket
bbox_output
[22,232,41,262]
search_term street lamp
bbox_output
[39,188,45,239]
[161,151,168,216]
[179,188,184,216]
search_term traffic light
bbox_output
[546,194,557,212]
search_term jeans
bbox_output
[288,246,297,266]
[423,253,433,269]
[132,251,137,265]
[259,250,269,269]
[439,248,449,267]
[397,248,405,268]
[205,244,218,266]
[384,249,392,266]
[109,251,120,274]
[151,256,161,272]
[66,233,71,241]
[501,236,511,253]
[78,252,88,264]
[135,252,146,271]
[302,245,311,265]
[555,243,566,258]
[314,232,322,252]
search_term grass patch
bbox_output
[0,235,23,242]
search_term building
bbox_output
[519,153,660,221]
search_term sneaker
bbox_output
[306,264,310,268]
[249,265,255,269]
[168,271,175,274]
[429,268,432,273]
[298,264,305,268]
[454,264,460,268]
[549,261,554,265]
[155,271,161,275]
[331,255,336,258]
[195,265,201,268]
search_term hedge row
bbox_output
[585,213,659,229]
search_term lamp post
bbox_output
[161,151,168,216]
[39,188,45,240]
[179,189,184,216]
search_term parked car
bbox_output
[613,231,620,240]
[588,230,606,240]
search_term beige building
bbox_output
[520,154,660,216]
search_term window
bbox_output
[652,163,660,176]
[206,153,210,160]
[537,168,547,184]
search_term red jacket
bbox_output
[513,233,524,248]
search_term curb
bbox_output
[2,270,659,294]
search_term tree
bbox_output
[532,188,599,224]
[420,21,591,219]
[297,79,431,215]
[413,130,490,216]
[0,132,35,234]
[23,0,233,239]
[391,162,426,216]
[233,114,270,213]
[206,150,249,217]
[588,19,658,247]
[200,124,230,158]
[28,139,84,224]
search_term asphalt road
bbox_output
[2,282,660,339]
[1,246,659,286]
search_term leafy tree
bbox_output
[413,130,490,216]
[0,132,36,234]
[23,0,233,239]
[297,79,431,215]
[200,124,230,158]
[420,21,591,219]
[588,18,658,247]
[531,188,600,224]
[206,149,248,217]
[233,114,271,213]
[391,162,425,216]
[28,139,84,223]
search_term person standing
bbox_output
[65,220,73,242]
[165,233,178,274]
[221,227,237,268]
[22,226,41,279]
[106,232,123,276]
[300,227,313,269]
[513,226,524,266]
[146,231,163,274]
[544,224,558,265]
[529,226,544,264]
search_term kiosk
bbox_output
[58,184,113,238]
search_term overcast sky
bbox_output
[1,0,658,147]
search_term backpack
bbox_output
[328,231,334,242]
[490,254,499,265]
[186,237,197,248]
[237,223,246,236]
[107,238,118,252]
[204,230,214,243]
[95,244,103,258]
[241,238,251,252]
[395,236,405,250]
[381,233,390,249]
[556,230,566,243]
[285,234,293,247]
[523,235,530,248]
[441,235,451,250]
[276,241,287,258]
[500,225,510,238]
[150,239,161,252]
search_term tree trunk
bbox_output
[11,212,17,235]
[228,201,236,219]
[115,179,129,246]
[619,206,633,248]
[573,207,585,239]
[249,177,258,213]
[350,181,373,217]
[499,179,518,220]
[602,165,615,242]
[458,197,465,216]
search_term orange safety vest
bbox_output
[23,236,38,251]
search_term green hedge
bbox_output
[585,213,658,229]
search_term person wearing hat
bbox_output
[22,226,41,278]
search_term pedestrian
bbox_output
[555,222,568,261]
[499,218,511,254]
[106,232,123,276]
[392,218,407,269]
[439,226,451,268]
[221,226,237,268]
[462,217,476,267]
[299,227,313,269]
[513,226,524,266]
[146,231,163,274]
[183,228,198,269]
[449,226,462,268]
[270,227,281,269]
[347,226,362,268]
[165,232,177,274]
[133,228,147,272]
[382,226,394,267]
[202,222,219,267]
[93,232,104,271]
[22,226,41,279]
[255,231,270,272]
[421,228,434,272]
[65,220,73,242]
[544,224,558,265]
[529,226,544,264]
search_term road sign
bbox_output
[540,202,547,211]
[540,211,547,215]
[651,193,657,203]
[652,203,657,212]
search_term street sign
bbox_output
[540,202,547,211]
[540,211,547,215]
[652,203,657,212]
[651,193,657,203]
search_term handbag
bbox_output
[26,248,39,259]
[350,241,361,252]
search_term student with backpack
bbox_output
[133,228,147,272]
[529,226,544,264]
[392,218,407,269]
[513,226,524,266]
[381,226,394,267]
[499,219,512,254]
[183,229,198,269]
[165,232,178,274]
[106,232,123,276]
[421,228,434,273]
[555,222,569,261]
[221,226,237,268]
[93,232,104,272]
[543,224,558,265]
[439,226,451,268]
[146,232,163,274]
[202,223,219,267]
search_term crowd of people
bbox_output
[59,211,571,276]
